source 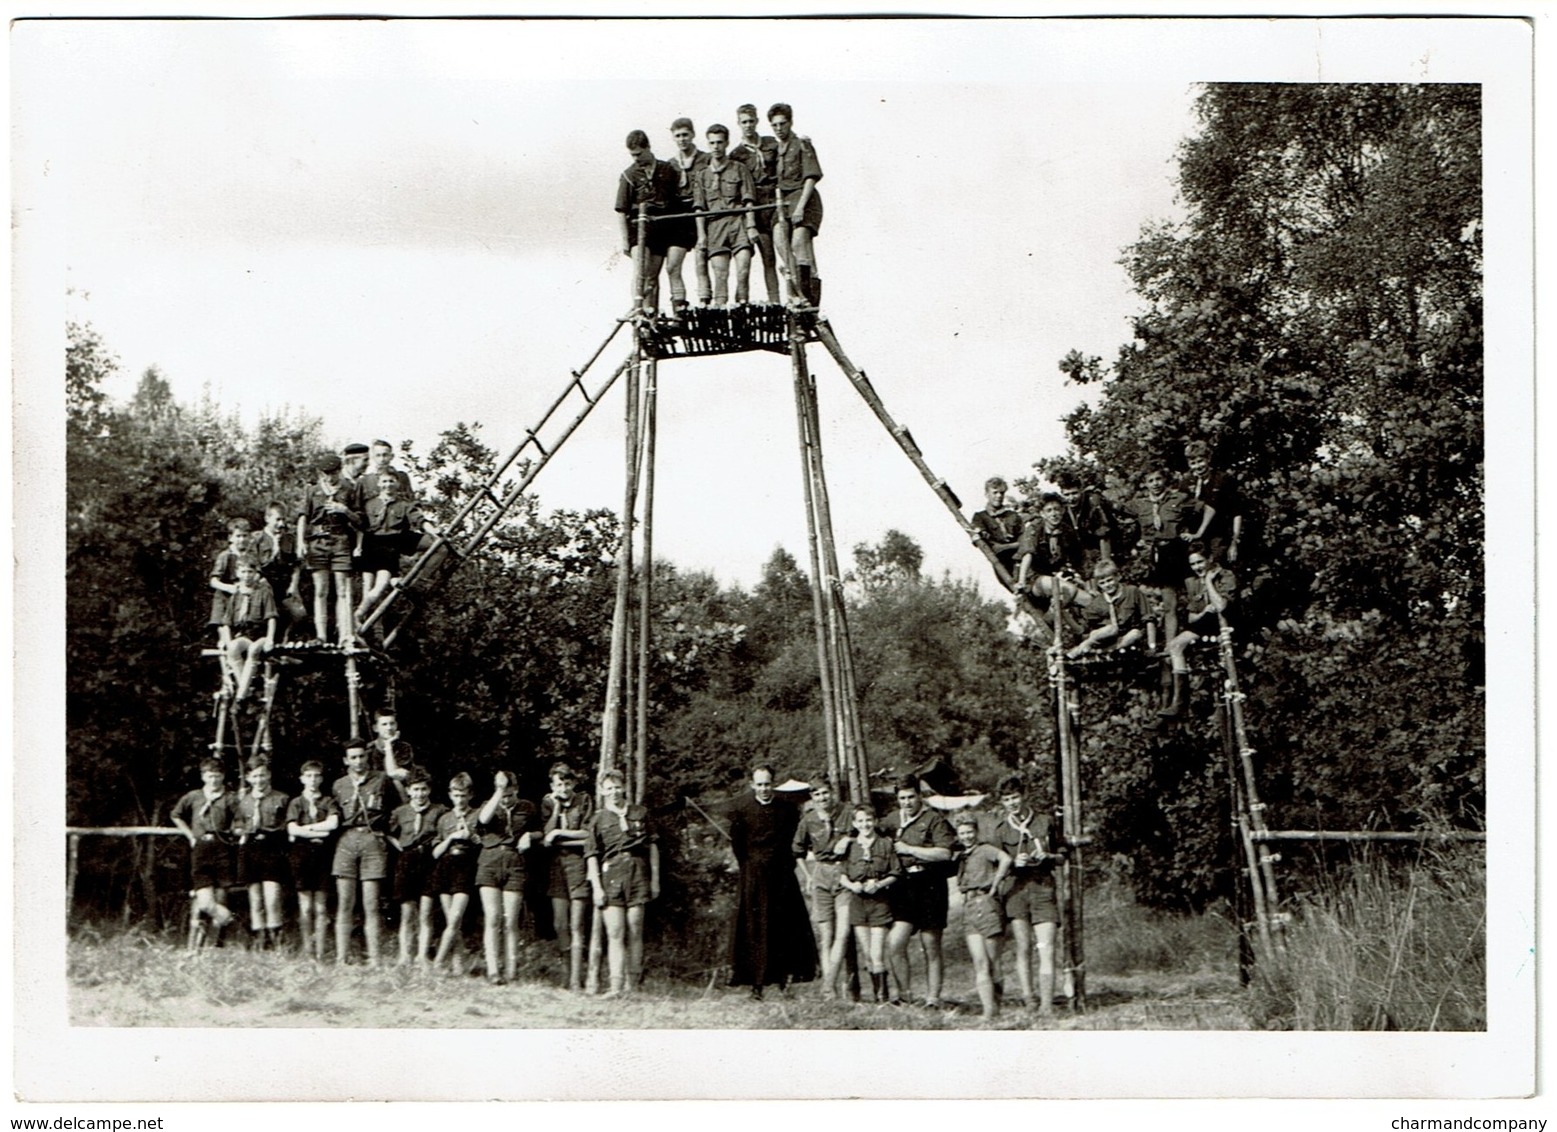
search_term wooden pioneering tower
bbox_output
[357,200,1016,810]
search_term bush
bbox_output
[1248,844,1485,1030]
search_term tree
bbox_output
[1043,84,1483,905]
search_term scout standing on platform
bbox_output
[208,518,252,688]
[767,102,824,307]
[235,754,290,950]
[1056,470,1119,573]
[171,758,239,948]
[667,117,711,309]
[730,103,781,303]
[952,811,1012,1020]
[286,760,338,960]
[298,452,364,645]
[252,502,303,642]
[616,130,681,316]
[1184,440,1244,565]
[1119,467,1195,642]
[694,124,760,308]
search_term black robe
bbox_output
[727,793,818,988]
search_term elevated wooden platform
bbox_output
[642,303,816,359]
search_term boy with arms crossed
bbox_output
[286,760,338,960]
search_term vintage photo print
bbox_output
[11,9,1535,1104]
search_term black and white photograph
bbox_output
[10,7,1538,1108]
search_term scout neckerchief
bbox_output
[246,785,270,830]
[1100,585,1121,633]
[897,804,927,847]
[854,831,879,876]
[1148,491,1166,531]
[199,786,224,827]
[1006,807,1040,858]
[303,790,320,824]
[604,799,629,834]
[410,802,429,839]
[349,773,373,826]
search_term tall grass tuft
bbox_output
[1250,844,1485,1031]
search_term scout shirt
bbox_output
[235,787,290,838]
[880,805,956,878]
[172,788,239,839]
[331,770,402,835]
[584,803,655,861]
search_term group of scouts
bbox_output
[206,439,436,703]
[171,722,659,998]
[974,439,1243,718]
[790,772,1061,1020]
[616,101,823,314]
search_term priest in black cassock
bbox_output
[727,764,818,999]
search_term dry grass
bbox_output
[68,893,1251,1030]
[1247,846,1486,1031]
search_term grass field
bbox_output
[67,931,1249,1031]
[69,857,1484,1031]
[67,884,1252,1031]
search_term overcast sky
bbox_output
[15,16,1486,597]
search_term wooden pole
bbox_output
[599,354,642,781]
[1049,602,1086,1012]
[66,833,80,914]
[1218,627,1284,951]
[633,359,657,806]
[344,651,363,742]
[789,351,844,797]
[790,325,868,800]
